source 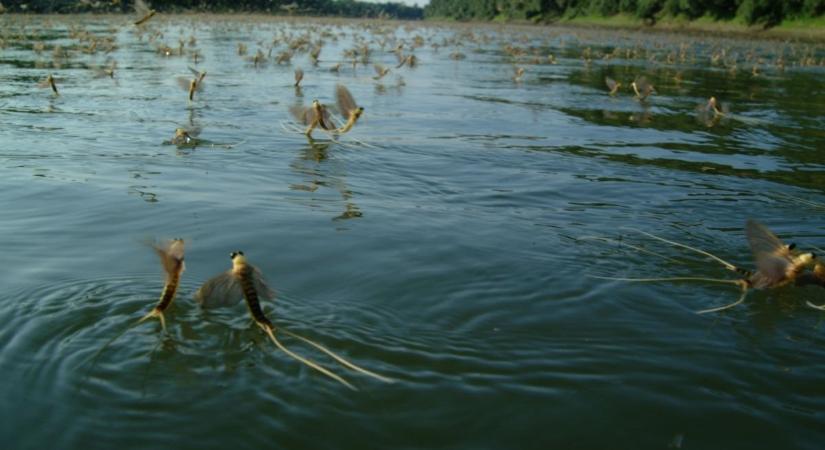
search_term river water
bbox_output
[1,14,824,449]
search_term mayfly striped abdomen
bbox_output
[84,238,185,378]
[195,250,392,390]
[137,238,185,332]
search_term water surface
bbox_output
[1,14,825,450]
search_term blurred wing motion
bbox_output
[176,76,192,91]
[290,104,314,126]
[745,219,794,288]
[251,265,275,301]
[605,76,618,91]
[294,67,304,86]
[153,239,185,281]
[134,0,156,25]
[134,0,151,16]
[633,76,654,99]
[335,84,358,118]
[318,107,336,130]
[195,272,244,308]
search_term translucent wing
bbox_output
[335,84,357,117]
[249,265,275,301]
[195,271,244,308]
[188,66,202,77]
[176,76,192,91]
[294,67,303,83]
[746,219,793,287]
[289,105,313,125]
[605,76,618,91]
[152,239,185,276]
[134,0,150,16]
[373,64,385,75]
[318,106,337,130]
[184,125,202,137]
[634,76,653,96]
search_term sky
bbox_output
[360,0,430,7]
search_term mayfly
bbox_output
[373,63,390,80]
[137,239,186,331]
[592,220,817,314]
[134,0,157,26]
[631,76,655,101]
[512,66,525,83]
[85,239,185,374]
[195,251,392,390]
[334,84,363,134]
[294,67,304,87]
[38,74,59,95]
[696,96,729,127]
[177,66,206,102]
[605,76,621,96]
[92,60,117,79]
[290,99,337,138]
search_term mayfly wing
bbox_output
[745,219,793,286]
[373,64,384,75]
[134,0,151,16]
[605,76,617,91]
[289,104,313,125]
[194,271,244,308]
[250,265,275,301]
[176,76,192,91]
[319,107,337,130]
[746,219,792,259]
[335,84,357,118]
[294,67,303,83]
[188,66,201,77]
[185,125,202,137]
[152,239,185,278]
[634,76,652,96]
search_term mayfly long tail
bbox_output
[262,325,356,390]
[280,327,394,383]
[579,236,681,263]
[589,275,744,284]
[628,228,740,273]
[696,282,749,314]
[806,300,825,311]
[82,316,146,384]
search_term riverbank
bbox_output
[555,14,825,41]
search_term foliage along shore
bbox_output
[0,0,424,20]
[425,1,825,38]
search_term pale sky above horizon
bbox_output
[360,0,430,7]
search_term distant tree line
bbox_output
[424,0,825,26]
[0,0,424,20]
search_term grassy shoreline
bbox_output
[553,14,825,41]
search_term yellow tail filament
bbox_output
[280,328,394,383]
[696,281,749,314]
[590,275,743,284]
[261,324,356,390]
[806,300,825,311]
[629,228,740,272]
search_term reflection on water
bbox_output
[289,139,362,221]
[1,13,825,450]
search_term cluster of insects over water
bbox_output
[6,0,825,391]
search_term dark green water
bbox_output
[1,15,824,450]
